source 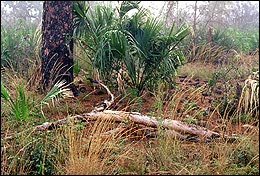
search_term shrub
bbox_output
[1,80,73,120]
[73,1,190,94]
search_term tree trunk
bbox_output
[41,1,74,91]
[191,1,197,62]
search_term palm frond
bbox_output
[41,80,73,107]
[73,1,190,93]
[118,1,140,18]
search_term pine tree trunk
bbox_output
[41,1,73,91]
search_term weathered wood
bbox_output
[90,80,115,112]
[86,110,220,140]
[31,110,221,142]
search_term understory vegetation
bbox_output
[1,1,259,175]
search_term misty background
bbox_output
[1,1,259,30]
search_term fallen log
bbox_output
[88,110,221,140]
[32,110,221,142]
[3,79,234,142]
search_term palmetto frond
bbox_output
[73,1,190,93]
[118,1,140,19]
[41,80,73,107]
[1,81,36,120]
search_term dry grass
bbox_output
[179,51,259,81]
[1,97,259,175]
[2,113,258,175]
[1,53,259,175]
[62,118,125,175]
[179,62,218,80]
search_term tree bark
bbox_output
[41,1,74,91]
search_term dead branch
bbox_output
[90,79,114,112]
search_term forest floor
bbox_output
[2,57,259,175]
[44,61,257,140]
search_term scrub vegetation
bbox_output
[1,1,259,175]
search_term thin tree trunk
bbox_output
[191,1,197,62]
[165,1,175,26]
[41,1,74,91]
